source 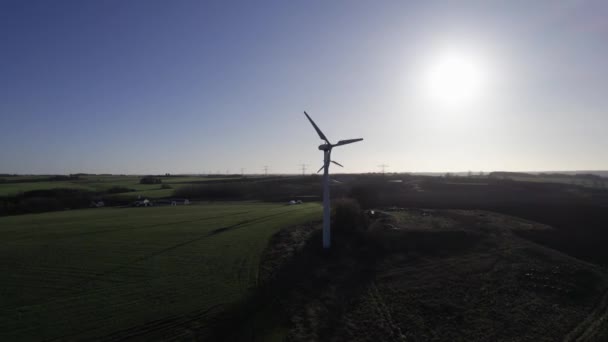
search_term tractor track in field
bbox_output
[0,212,258,311]
[5,211,254,242]
[47,304,225,342]
[1,206,319,341]
[73,208,302,289]
[40,207,309,341]
[1,201,323,342]
[564,287,608,342]
[367,283,406,341]
[207,209,300,235]
[2,208,307,313]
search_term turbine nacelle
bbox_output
[318,143,332,151]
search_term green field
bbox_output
[0,175,241,197]
[0,202,321,340]
[0,181,96,196]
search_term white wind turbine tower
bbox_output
[304,111,363,249]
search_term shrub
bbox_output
[174,179,323,202]
[20,197,62,212]
[175,183,249,200]
[140,176,162,184]
[332,198,367,233]
[106,186,132,194]
[349,185,378,209]
[0,188,94,215]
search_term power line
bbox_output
[299,163,308,176]
[378,164,389,174]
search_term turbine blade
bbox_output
[331,161,344,167]
[334,138,363,147]
[304,111,330,143]
[317,165,324,173]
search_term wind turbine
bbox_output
[303,111,363,249]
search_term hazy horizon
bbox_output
[4,169,608,177]
[2,1,608,174]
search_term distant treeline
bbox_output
[0,175,80,184]
[0,186,145,216]
[174,176,328,202]
[0,188,95,215]
[489,171,605,180]
[0,176,328,216]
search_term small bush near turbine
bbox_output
[332,198,367,233]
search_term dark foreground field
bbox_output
[218,209,608,341]
[3,174,608,340]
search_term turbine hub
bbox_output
[318,144,331,151]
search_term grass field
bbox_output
[0,181,95,196]
[0,175,242,197]
[0,202,321,341]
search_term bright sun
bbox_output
[423,50,487,107]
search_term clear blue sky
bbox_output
[1,0,607,174]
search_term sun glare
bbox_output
[423,50,488,107]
